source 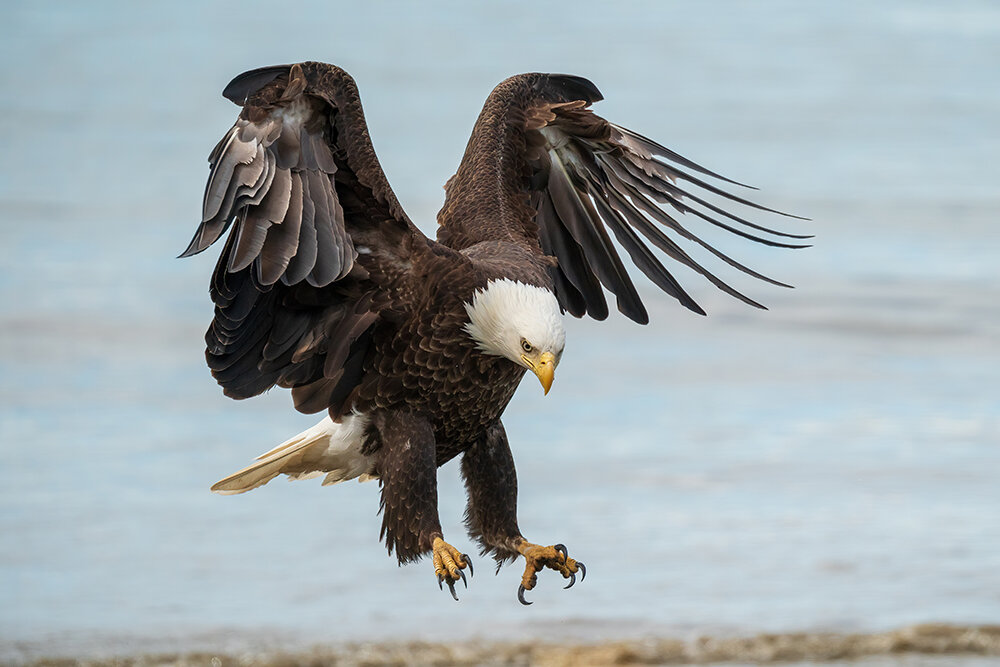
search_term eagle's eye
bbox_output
[520,339,533,353]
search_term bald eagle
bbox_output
[182,62,805,604]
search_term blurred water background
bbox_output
[1,0,998,662]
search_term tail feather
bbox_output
[211,413,372,495]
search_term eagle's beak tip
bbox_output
[535,351,556,396]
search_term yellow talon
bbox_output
[515,541,585,605]
[432,537,473,600]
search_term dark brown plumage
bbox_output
[183,62,805,602]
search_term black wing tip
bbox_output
[684,300,708,317]
[587,307,610,322]
[222,64,293,105]
[543,74,604,105]
[178,233,207,259]
[622,306,650,326]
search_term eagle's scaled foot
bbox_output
[432,536,474,601]
[515,541,586,605]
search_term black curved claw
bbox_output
[564,572,576,590]
[577,561,586,582]
[446,577,459,601]
[462,555,474,578]
[517,584,533,606]
[554,544,568,561]
[458,568,467,589]
[437,573,443,591]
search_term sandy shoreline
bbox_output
[7,624,999,666]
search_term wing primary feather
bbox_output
[603,167,790,298]
[635,154,809,221]
[548,158,645,321]
[615,152,811,239]
[676,196,811,248]
[547,174,620,315]
[537,193,609,320]
[612,124,756,190]
[668,183,812,240]
[607,187,771,309]
[552,268,588,317]
[586,184,706,315]
[611,159,808,250]
[573,182,648,323]
[616,158,811,244]
[606,173,790,289]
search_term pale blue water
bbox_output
[2,0,999,660]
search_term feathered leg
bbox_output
[372,409,472,600]
[461,420,584,605]
[461,421,523,561]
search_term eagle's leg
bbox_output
[372,410,472,601]
[461,421,584,605]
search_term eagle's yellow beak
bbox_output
[523,351,556,395]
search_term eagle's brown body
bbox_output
[183,62,804,601]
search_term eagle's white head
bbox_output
[463,279,566,394]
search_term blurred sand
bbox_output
[11,624,1000,666]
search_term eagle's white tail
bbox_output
[211,413,374,495]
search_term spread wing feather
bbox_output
[437,73,808,320]
[182,62,429,418]
[533,192,605,319]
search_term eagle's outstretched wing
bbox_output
[181,62,431,418]
[436,73,809,323]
